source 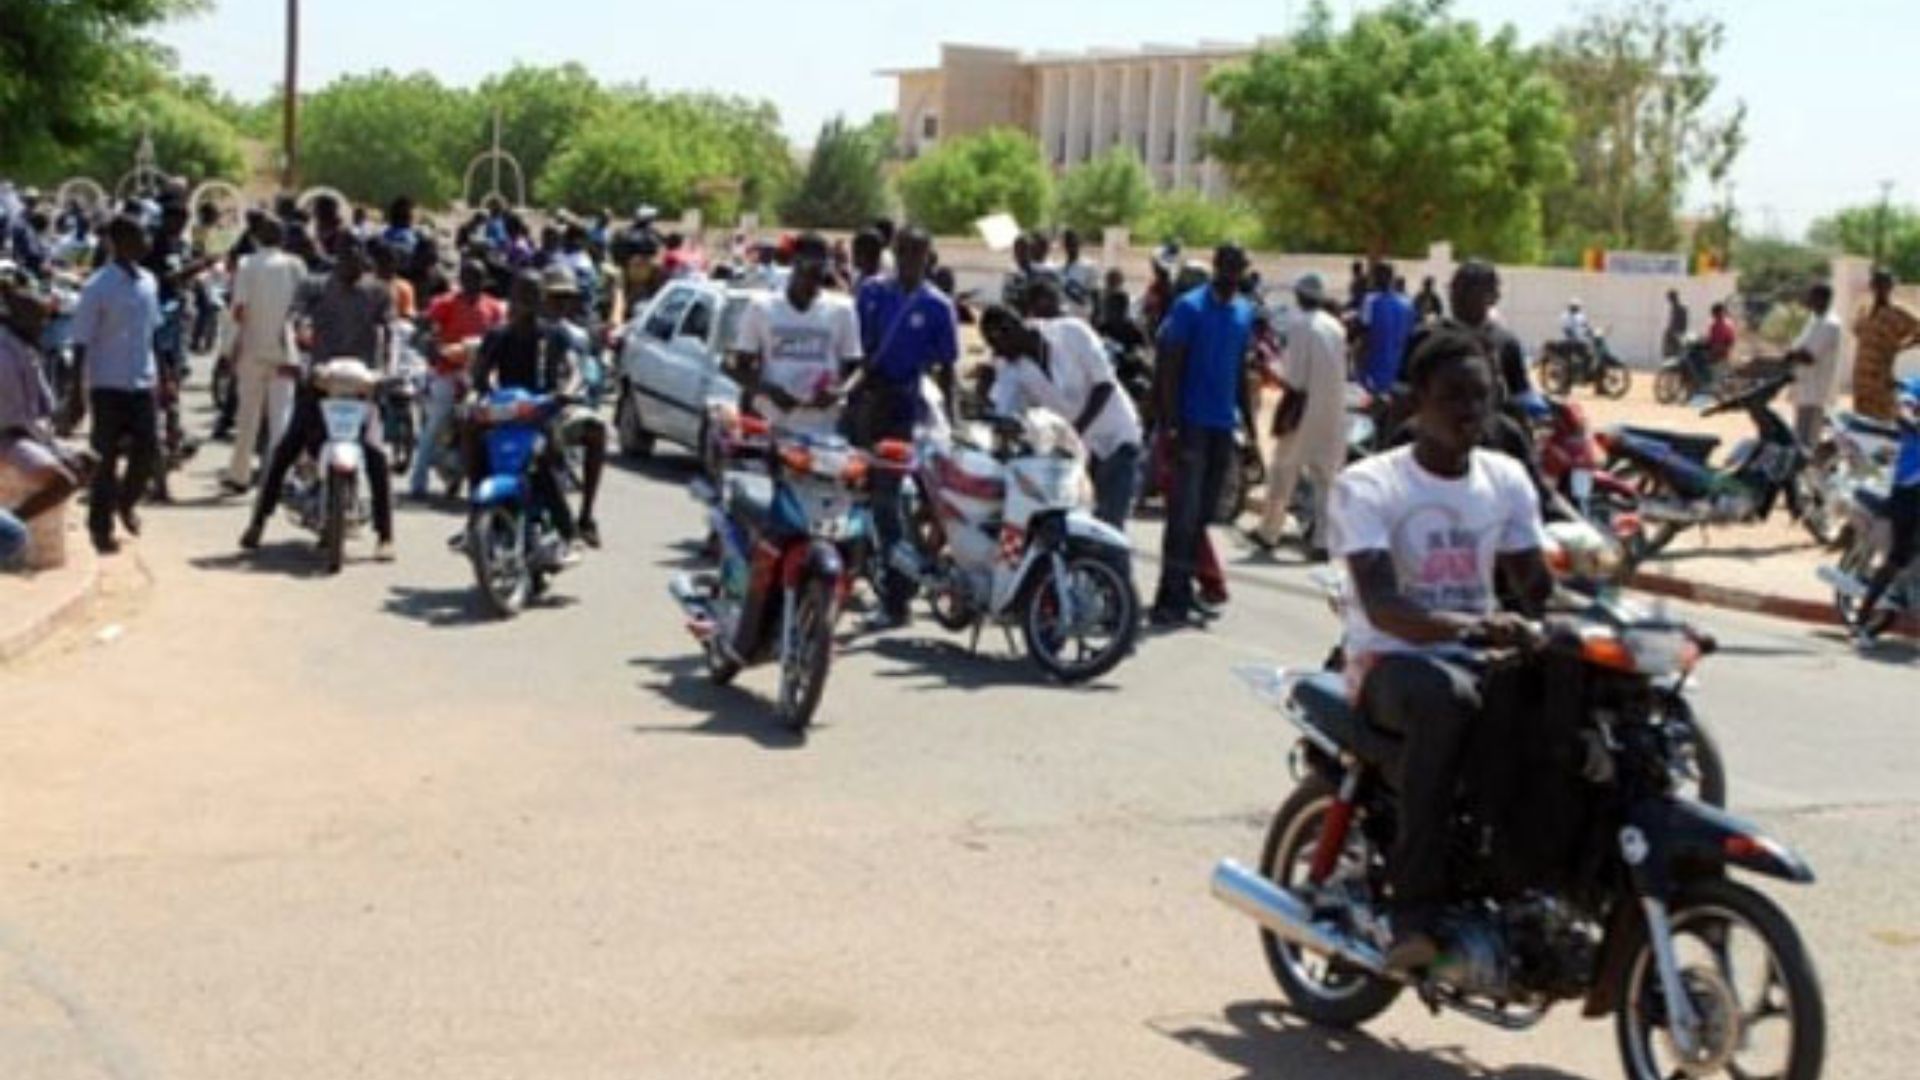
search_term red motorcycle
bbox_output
[1534,397,1645,559]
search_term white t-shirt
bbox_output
[1791,309,1844,409]
[1281,307,1352,460]
[989,317,1141,460]
[737,292,861,434]
[231,249,307,365]
[1329,446,1544,658]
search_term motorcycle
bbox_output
[1801,409,1900,548]
[1534,396,1647,556]
[463,388,578,618]
[1599,374,1816,556]
[1654,340,1721,406]
[1210,599,1820,1080]
[1818,483,1917,641]
[39,274,84,436]
[378,322,427,476]
[282,359,378,574]
[881,409,1139,684]
[1541,331,1632,399]
[669,418,866,731]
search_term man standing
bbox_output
[1851,269,1920,421]
[240,240,395,559]
[1447,261,1533,402]
[222,215,306,493]
[71,216,161,554]
[1359,261,1416,395]
[854,227,958,628]
[1151,244,1258,627]
[736,233,862,437]
[1413,276,1445,323]
[1706,302,1738,364]
[1059,228,1100,315]
[414,260,504,498]
[1787,283,1844,448]
[1249,273,1348,557]
[1663,290,1690,359]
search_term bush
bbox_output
[301,71,480,207]
[895,128,1052,235]
[1134,190,1263,250]
[1054,147,1152,236]
[781,116,888,229]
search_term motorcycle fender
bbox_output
[323,441,363,475]
[1627,796,1815,891]
[782,538,843,591]
[471,474,526,508]
[1063,511,1131,555]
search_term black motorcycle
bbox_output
[1541,332,1632,399]
[1212,598,1823,1080]
[1654,339,1721,406]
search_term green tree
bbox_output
[781,117,888,229]
[1808,205,1920,283]
[1734,236,1829,305]
[1054,147,1153,236]
[300,71,479,207]
[538,100,727,218]
[1538,0,1746,252]
[895,128,1053,235]
[68,84,247,185]
[1134,190,1263,250]
[1210,0,1570,261]
[476,63,611,196]
[0,0,206,177]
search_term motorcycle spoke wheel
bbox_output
[473,509,529,616]
[778,581,834,730]
[1023,555,1136,684]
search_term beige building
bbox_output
[880,41,1270,199]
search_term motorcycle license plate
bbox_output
[321,400,369,441]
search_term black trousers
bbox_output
[1154,427,1233,612]
[87,388,160,541]
[1360,652,1483,925]
[252,385,393,541]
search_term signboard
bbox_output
[1603,251,1689,277]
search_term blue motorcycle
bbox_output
[464,388,576,618]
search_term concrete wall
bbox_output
[937,46,1032,145]
[893,71,944,158]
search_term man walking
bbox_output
[1787,283,1844,448]
[1249,273,1348,558]
[1151,244,1258,628]
[222,216,306,493]
[1851,268,1920,421]
[71,216,161,554]
[1358,261,1416,395]
[1663,290,1690,359]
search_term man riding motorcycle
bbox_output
[1328,325,1553,973]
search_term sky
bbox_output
[154,0,1917,239]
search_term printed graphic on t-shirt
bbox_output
[1391,505,1494,614]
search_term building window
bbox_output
[921,114,939,140]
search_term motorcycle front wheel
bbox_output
[470,507,530,617]
[776,578,834,731]
[1616,877,1825,1080]
[322,475,349,575]
[1600,362,1633,399]
[1831,532,1897,639]
[1022,552,1138,684]
[1654,368,1688,406]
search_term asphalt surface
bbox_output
[0,385,1915,1080]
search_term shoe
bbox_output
[373,540,395,563]
[238,522,262,550]
[446,531,467,552]
[578,518,601,549]
[1149,604,1199,629]
[91,533,121,556]
[1198,586,1229,608]
[219,477,250,496]
[1384,928,1440,975]
[117,505,142,536]
[1242,528,1280,552]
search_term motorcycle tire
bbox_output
[322,475,348,575]
[925,553,976,632]
[1654,368,1687,406]
[471,507,530,618]
[705,638,742,687]
[1543,353,1577,397]
[1614,877,1825,1080]
[1796,448,1846,548]
[1599,362,1632,400]
[776,578,834,732]
[1022,551,1138,684]
[1831,532,1898,640]
[614,384,654,459]
[1256,776,1402,1028]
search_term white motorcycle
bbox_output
[1802,409,1900,547]
[284,358,377,574]
[1819,482,1918,640]
[882,409,1139,683]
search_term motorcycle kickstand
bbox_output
[967,620,984,656]
[1000,624,1020,656]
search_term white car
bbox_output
[612,280,763,459]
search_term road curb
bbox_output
[1627,567,1920,639]
[0,537,103,663]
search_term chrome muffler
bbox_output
[1210,860,1387,975]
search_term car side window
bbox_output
[679,296,715,343]
[643,288,692,342]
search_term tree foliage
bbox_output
[300,71,480,207]
[781,117,889,229]
[1538,0,1746,252]
[476,63,611,195]
[895,128,1053,235]
[1808,205,1920,283]
[1133,190,1263,250]
[1211,0,1570,262]
[537,92,790,220]
[1054,147,1153,236]
[68,82,247,186]
[1734,237,1829,304]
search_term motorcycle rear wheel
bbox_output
[322,476,348,575]
[1256,777,1402,1028]
[1654,368,1687,406]
[1616,877,1825,1080]
[1543,353,1577,397]
[1599,362,1633,399]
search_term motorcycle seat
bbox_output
[1616,426,1720,464]
[1291,671,1402,767]
[724,474,777,533]
[1837,411,1901,441]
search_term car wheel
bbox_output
[615,383,654,459]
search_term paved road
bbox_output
[0,390,1915,1079]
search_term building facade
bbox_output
[880,42,1268,199]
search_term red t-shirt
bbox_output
[1706,315,1737,360]
[427,292,505,372]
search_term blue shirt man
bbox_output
[1895,377,1920,489]
[72,260,161,392]
[855,268,958,436]
[1361,286,1417,394]
[1158,282,1255,432]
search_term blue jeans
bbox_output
[1089,443,1141,531]
[1155,427,1234,613]
[409,373,461,496]
[0,509,27,570]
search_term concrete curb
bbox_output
[1627,567,1920,639]
[0,538,102,663]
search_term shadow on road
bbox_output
[852,634,1122,695]
[1809,627,1919,666]
[609,452,701,486]
[1153,1001,1592,1080]
[627,653,805,750]
[377,584,581,628]
[188,542,330,580]
[656,537,713,571]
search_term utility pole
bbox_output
[1873,179,1894,266]
[282,0,300,190]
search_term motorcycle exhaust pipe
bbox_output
[668,574,718,640]
[1210,860,1388,975]
[1636,498,1705,526]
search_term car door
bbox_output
[655,290,721,446]
[625,285,696,435]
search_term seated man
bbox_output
[1,273,82,544]
[1328,327,1552,972]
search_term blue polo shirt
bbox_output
[1159,284,1254,431]
[1361,290,1415,394]
[72,261,160,392]
[856,278,958,386]
[1895,378,1920,489]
